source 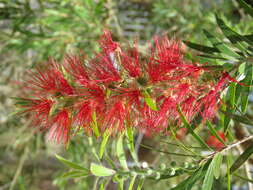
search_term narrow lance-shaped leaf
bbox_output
[206,120,226,145]
[99,182,105,190]
[229,82,236,109]
[223,82,236,132]
[215,14,248,52]
[236,0,253,17]
[128,174,137,190]
[126,127,139,164]
[230,144,253,173]
[92,111,100,137]
[99,129,110,159]
[113,175,125,190]
[243,34,253,46]
[55,154,88,171]
[183,40,220,54]
[137,178,144,190]
[171,161,210,190]
[177,105,211,150]
[202,153,223,190]
[62,170,89,178]
[227,155,232,190]
[143,90,158,111]
[116,134,129,171]
[214,153,223,179]
[221,110,253,126]
[202,154,219,190]
[90,163,116,177]
[203,29,240,60]
[241,62,253,113]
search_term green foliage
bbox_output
[177,105,211,150]
[116,134,128,171]
[202,153,223,190]
[230,144,253,173]
[90,163,116,177]
[99,130,110,159]
[1,0,106,61]
[143,90,158,111]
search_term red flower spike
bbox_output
[114,88,141,108]
[120,42,141,77]
[47,110,71,144]
[89,54,121,83]
[181,96,199,122]
[64,55,89,85]
[28,60,74,96]
[201,72,231,121]
[152,97,177,131]
[103,101,127,133]
[74,102,93,133]
[147,58,177,83]
[154,36,182,65]
[19,98,53,129]
[16,30,241,141]
[99,30,118,55]
[206,132,225,150]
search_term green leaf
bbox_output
[222,82,237,132]
[230,145,253,173]
[213,153,223,179]
[215,14,247,52]
[241,63,253,113]
[177,105,211,150]
[128,174,137,190]
[202,153,223,190]
[234,173,253,183]
[12,97,31,106]
[99,182,105,190]
[171,162,210,190]
[126,127,138,164]
[221,110,253,126]
[116,135,128,170]
[62,170,89,178]
[229,82,236,109]
[113,175,125,190]
[227,155,232,190]
[90,163,116,177]
[203,29,240,60]
[236,0,253,17]
[99,130,110,159]
[202,164,214,190]
[143,90,158,111]
[183,41,220,54]
[92,112,100,137]
[55,154,88,171]
[206,120,226,145]
[243,34,253,46]
[137,178,144,190]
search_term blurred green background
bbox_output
[0,0,252,189]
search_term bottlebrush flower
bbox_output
[200,72,233,121]
[16,97,53,129]
[120,43,141,78]
[15,30,238,143]
[99,30,118,55]
[27,60,74,96]
[147,37,203,83]
[88,53,121,84]
[47,110,71,144]
[64,55,89,85]
[102,101,127,133]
